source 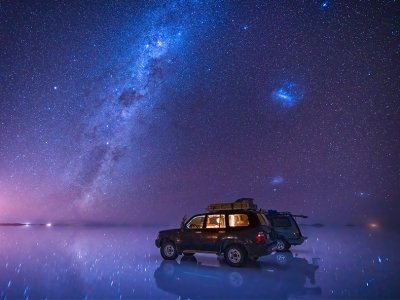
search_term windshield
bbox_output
[186,215,205,229]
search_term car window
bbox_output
[270,217,291,227]
[206,214,226,228]
[186,215,205,229]
[228,214,250,227]
[257,213,270,226]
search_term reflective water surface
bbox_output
[0,225,399,299]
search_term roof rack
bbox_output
[266,210,308,218]
[207,198,258,212]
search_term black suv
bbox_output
[264,210,308,251]
[155,199,277,267]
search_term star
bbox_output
[320,1,329,10]
[241,24,250,31]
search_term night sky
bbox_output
[0,1,399,225]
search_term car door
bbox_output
[180,214,206,251]
[201,214,227,252]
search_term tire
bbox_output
[228,272,244,288]
[276,239,290,252]
[224,244,247,267]
[160,260,177,276]
[160,241,178,260]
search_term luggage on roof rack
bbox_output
[207,198,258,212]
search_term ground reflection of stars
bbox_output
[271,176,284,185]
[356,191,369,198]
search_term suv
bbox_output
[155,199,277,267]
[264,210,307,251]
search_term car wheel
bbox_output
[224,244,247,267]
[160,241,178,260]
[160,260,177,276]
[276,239,289,252]
[228,271,244,288]
[275,252,293,265]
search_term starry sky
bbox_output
[0,0,399,225]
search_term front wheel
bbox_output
[160,241,178,260]
[224,244,247,267]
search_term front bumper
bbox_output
[155,237,161,248]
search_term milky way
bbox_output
[0,1,398,225]
[64,1,217,210]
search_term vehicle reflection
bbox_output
[154,252,321,299]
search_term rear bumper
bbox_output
[245,241,277,258]
[267,241,278,253]
[288,236,307,245]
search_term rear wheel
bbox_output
[160,241,178,260]
[276,239,290,252]
[160,260,177,276]
[275,252,293,265]
[224,244,247,267]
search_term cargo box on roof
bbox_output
[207,198,258,212]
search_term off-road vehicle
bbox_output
[264,210,307,251]
[155,199,277,267]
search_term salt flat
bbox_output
[0,224,398,299]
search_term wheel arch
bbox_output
[220,239,247,254]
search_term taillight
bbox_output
[255,232,266,244]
